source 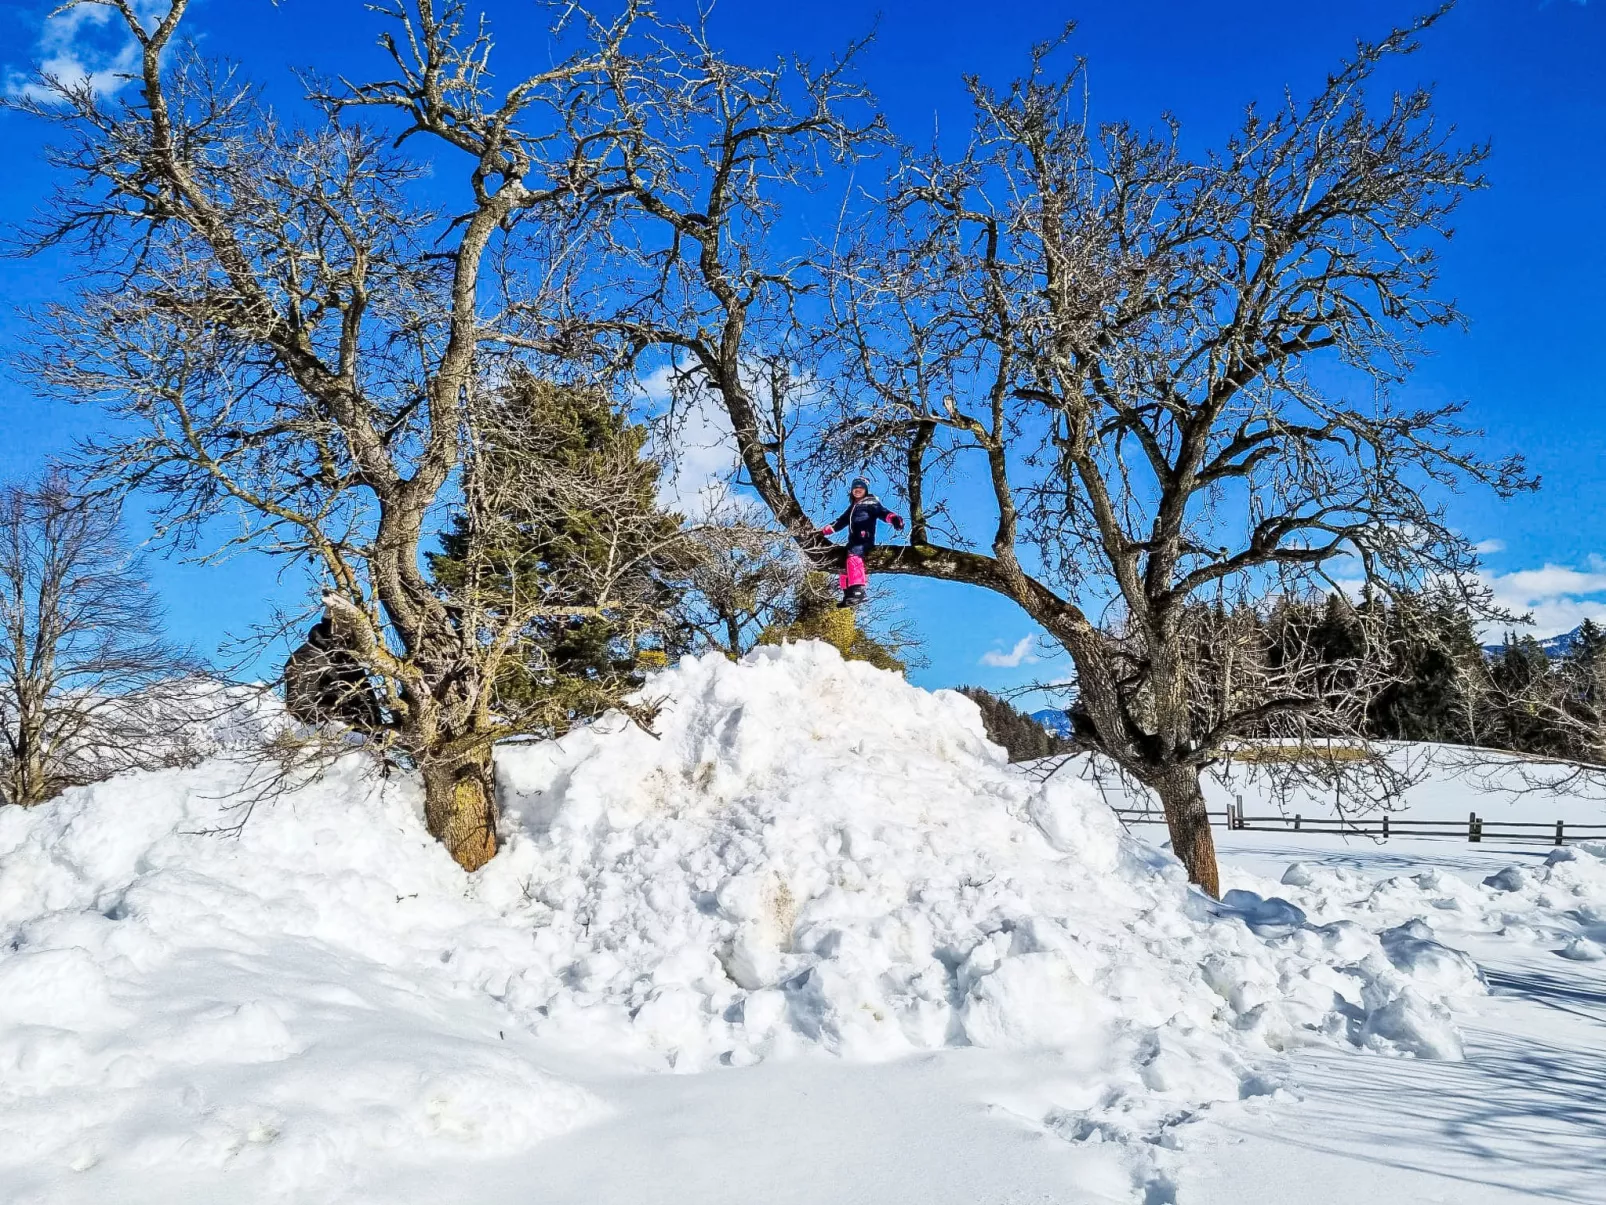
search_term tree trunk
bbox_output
[13,710,45,806]
[1152,765,1220,898]
[420,747,499,872]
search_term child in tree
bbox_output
[819,477,904,607]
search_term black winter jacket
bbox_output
[824,495,902,552]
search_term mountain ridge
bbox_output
[1482,623,1585,660]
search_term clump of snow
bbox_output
[1253,831,1606,1024]
[1482,865,1531,893]
[1558,935,1605,962]
[1276,839,1606,943]
[0,642,1535,1202]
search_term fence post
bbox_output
[1556,820,1565,847]
[1382,814,1389,840]
[1234,794,1244,830]
[1294,813,1302,832]
[1468,811,1480,843]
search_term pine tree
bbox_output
[1366,593,1484,744]
[428,376,689,734]
[1566,618,1606,706]
[1483,635,1565,756]
[1552,617,1606,756]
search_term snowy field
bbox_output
[1041,741,1606,832]
[1,643,1603,1204]
[1197,831,1606,1205]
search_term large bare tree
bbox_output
[563,12,1529,894]
[11,2,1532,896]
[11,0,646,868]
[0,477,198,806]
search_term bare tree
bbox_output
[667,502,926,669]
[10,0,644,868]
[564,12,1529,894]
[9,2,1533,898]
[819,22,1532,894]
[672,506,808,656]
[0,477,198,806]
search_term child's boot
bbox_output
[840,554,869,608]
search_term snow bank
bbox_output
[0,759,602,1202]
[0,643,1520,1201]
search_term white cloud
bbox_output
[980,636,1037,669]
[1473,538,1506,555]
[637,356,821,523]
[1482,560,1606,640]
[7,2,165,101]
[637,366,743,521]
[1493,565,1606,598]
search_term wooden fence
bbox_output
[1112,800,1606,846]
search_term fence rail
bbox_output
[1111,802,1606,846]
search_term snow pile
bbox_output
[0,642,1514,1201]
[480,644,1489,1073]
[0,759,601,1202]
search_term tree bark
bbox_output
[420,748,499,872]
[1152,766,1220,898]
[12,704,47,806]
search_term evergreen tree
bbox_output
[1311,591,1367,665]
[429,376,689,733]
[1573,618,1606,662]
[1483,634,1566,756]
[1565,618,1606,706]
[1366,593,1484,744]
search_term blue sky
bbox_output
[0,0,1603,699]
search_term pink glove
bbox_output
[819,525,834,536]
[889,514,905,532]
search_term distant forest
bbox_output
[981,595,1606,766]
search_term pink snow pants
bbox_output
[839,554,868,591]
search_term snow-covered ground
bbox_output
[1,643,1603,1203]
[1042,742,1606,829]
[1192,830,1606,1205]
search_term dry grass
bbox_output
[1224,743,1372,765]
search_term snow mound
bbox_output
[0,642,1508,1201]
[479,644,1486,1077]
[0,759,602,1201]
